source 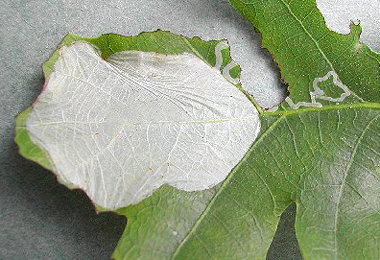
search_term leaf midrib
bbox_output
[261,102,380,117]
[170,112,284,260]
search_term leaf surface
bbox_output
[15,3,380,259]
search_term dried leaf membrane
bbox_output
[27,41,260,209]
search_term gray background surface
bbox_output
[1,0,378,259]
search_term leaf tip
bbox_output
[349,20,362,39]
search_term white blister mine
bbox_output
[27,41,260,209]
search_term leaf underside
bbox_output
[15,1,380,259]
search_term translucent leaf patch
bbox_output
[26,41,260,209]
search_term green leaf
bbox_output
[229,0,380,106]
[15,4,380,258]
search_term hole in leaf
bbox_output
[267,203,302,260]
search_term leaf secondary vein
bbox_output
[332,112,380,259]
